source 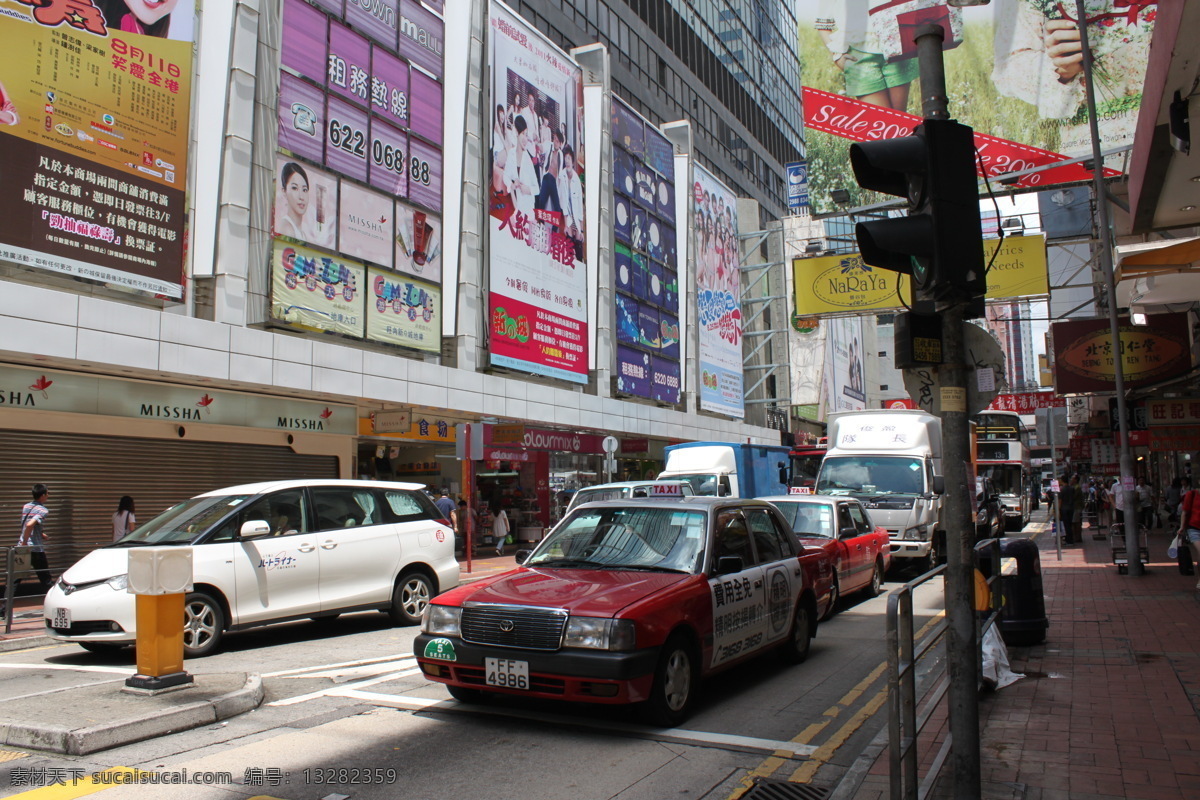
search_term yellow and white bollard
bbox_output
[124,546,194,693]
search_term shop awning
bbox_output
[1115,238,1200,311]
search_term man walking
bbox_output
[434,488,458,531]
[18,484,53,592]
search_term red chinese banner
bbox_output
[1150,427,1200,453]
[986,391,1065,413]
[802,88,1118,190]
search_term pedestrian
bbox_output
[1166,478,1183,526]
[434,488,458,530]
[456,500,477,556]
[112,495,136,541]
[1177,481,1200,591]
[1136,477,1154,530]
[17,484,53,592]
[492,506,511,556]
[1068,475,1085,544]
[1058,474,1076,544]
[1108,478,1125,530]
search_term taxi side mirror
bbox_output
[715,555,744,575]
[240,520,272,541]
[514,549,532,565]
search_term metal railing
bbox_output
[886,538,1004,800]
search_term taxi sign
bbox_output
[649,484,683,497]
[789,486,812,495]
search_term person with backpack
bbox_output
[1177,481,1200,590]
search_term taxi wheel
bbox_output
[824,576,841,620]
[389,572,433,626]
[867,560,885,597]
[447,684,491,704]
[643,634,698,727]
[779,601,812,665]
[183,592,225,658]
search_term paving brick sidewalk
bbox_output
[849,522,1200,800]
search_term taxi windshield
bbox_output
[773,502,834,538]
[528,507,707,573]
[112,494,252,545]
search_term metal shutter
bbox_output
[0,429,338,574]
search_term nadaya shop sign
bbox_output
[1051,314,1191,394]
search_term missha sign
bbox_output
[0,365,356,435]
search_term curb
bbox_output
[0,634,53,653]
[0,673,264,756]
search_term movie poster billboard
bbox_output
[693,165,743,418]
[0,0,194,298]
[273,0,444,352]
[612,97,680,404]
[797,1,1156,214]
[824,316,867,415]
[487,1,588,383]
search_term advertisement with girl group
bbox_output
[487,0,588,384]
[693,165,744,419]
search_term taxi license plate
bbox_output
[485,657,529,690]
[51,608,71,630]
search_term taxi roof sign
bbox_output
[789,486,812,494]
[650,484,684,497]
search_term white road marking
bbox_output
[262,654,417,678]
[0,662,134,675]
[277,659,417,681]
[337,690,816,757]
[267,669,421,706]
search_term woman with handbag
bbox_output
[1177,484,1200,590]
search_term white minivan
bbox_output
[44,479,460,657]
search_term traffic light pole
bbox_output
[915,26,981,799]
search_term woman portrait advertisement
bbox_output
[274,157,336,249]
[96,0,180,38]
[0,80,18,126]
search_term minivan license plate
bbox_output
[485,657,529,690]
[52,608,70,630]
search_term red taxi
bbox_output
[414,497,821,726]
[761,493,890,616]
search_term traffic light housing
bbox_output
[850,119,985,311]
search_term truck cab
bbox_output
[658,442,791,498]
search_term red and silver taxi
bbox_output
[760,492,890,616]
[414,497,820,726]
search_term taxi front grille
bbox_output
[460,605,567,651]
[453,664,566,694]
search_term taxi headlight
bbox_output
[105,574,129,591]
[563,617,636,651]
[421,604,462,636]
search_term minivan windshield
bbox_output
[527,506,707,573]
[113,494,252,546]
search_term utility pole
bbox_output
[849,25,984,798]
[1073,0,1140,574]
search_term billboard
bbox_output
[797,1,1155,213]
[824,316,866,415]
[693,165,743,418]
[612,97,680,404]
[486,1,588,383]
[1051,313,1191,394]
[0,0,194,298]
[792,234,1050,316]
[272,0,444,352]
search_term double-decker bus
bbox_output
[972,410,1032,531]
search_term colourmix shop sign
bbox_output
[0,365,355,435]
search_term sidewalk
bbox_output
[846,519,1200,800]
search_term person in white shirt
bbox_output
[504,117,538,217]
[112,495,136,541]
[492,507,511,556]
[558,145,584,251]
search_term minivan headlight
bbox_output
[105,574,129,591]
[421,604,462,636]
[563,617,636,651]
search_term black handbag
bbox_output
[1180,540,1195,575]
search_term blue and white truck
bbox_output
[657,442,791,498]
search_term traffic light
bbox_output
[849,119,985,310]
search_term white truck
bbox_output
[814,410,946,571]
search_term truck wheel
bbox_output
[642,634,699,727]
[779,600,813,665]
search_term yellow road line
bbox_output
[5,768,142,800]
[726,610,947,799]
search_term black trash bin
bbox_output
[981,537,1048,646]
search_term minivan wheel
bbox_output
[642,634,699,727]
[183,592,225,658]
[389,572,432,626]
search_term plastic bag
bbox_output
[981,625,1024,691]
[1168,535,1181,560]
